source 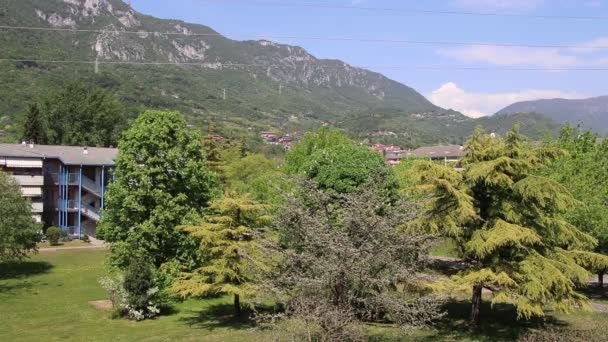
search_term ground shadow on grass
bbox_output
[581,285,608,302]
[0,261,53,280]
[418,300,568,342]
[179,303,257,331]
[0,261,53,294]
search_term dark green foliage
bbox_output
[124,258,154,311]
[45,227,60,246]
[0,171,39,260]
[302,143,398,196]
[21,103,47,144]
[286,129,398,198]
[42,82,125,147]
[98,110,219,268]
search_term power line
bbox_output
[0,25,606,50]
[198,0,608,21]
[2,58,608,71]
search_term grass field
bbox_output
[1,249,607,341]
[36,240,92,249]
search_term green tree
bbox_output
[43,82,125,147]
[272,180,442,340]
[415,127,608,326]
[21,103,47,144]
[286,129,398,198]
[172,194,271,316]
[302,143,398,198]
[223,154,289,205]
[98,110,219,268]
[0,171,39,262]
[542,125,608,287]
[285,128,351,174]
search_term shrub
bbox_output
[99,274,127,316]
[46,227,61,246]
[82,234,90,243]
[59,229,71,242]
[123,258,161,320]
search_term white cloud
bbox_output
[585,1,602,8]
[439,46,580,68]
[453,0,544,11]
[570,37,608,54]
[429,82,584,118]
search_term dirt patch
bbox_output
[590,303,608,313]
[89,300,113,310]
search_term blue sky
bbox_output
[130,0,608,117]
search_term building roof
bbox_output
[0,144,118,166]
[409,145,464,159]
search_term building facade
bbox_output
[0,143,117,238]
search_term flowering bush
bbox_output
[99,259,163,321]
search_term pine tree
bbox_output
[172,194,271,316]
[22,103,47,144]
[202,121,225,174]
[414,126,608,326]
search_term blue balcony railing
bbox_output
[51,173,80,185]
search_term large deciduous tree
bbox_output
[286,128,398,199]
[223,154,289,206]
[43,82,125,147]
[542,125,608,287]
[98,110,219,268]
[415,126,608,326]
[272,180,443,340]
[172,194,271,316]
[0,171,39,262]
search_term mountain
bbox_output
[0,0,486,146]
[478,112,561,138]
[0,0,557,146]
[496,96,608,135]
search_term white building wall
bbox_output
[5,158,43,168]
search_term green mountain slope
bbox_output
[496,96,608,135]
[478,112,561,139]
[0,0,556,145]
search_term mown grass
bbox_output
[36,240,91,249]
[0,250,268,342]
[1,249,607,341]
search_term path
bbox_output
[38,237,107,252]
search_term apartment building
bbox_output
[0,143,117,238]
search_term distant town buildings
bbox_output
[260,131,297,149]
[372,143,465,166]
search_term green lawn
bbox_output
[1,249,607,341]
[0,250,268,342]
[37,240,91,249]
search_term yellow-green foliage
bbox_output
[415,126,606,320]
[172,194,271,305]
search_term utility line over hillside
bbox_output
[200,0,608,20]
[1,58,608,72]
[1,25,607,50]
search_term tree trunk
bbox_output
[599,269,605,289]
[234,294,241,317]
[470,285,483,327]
